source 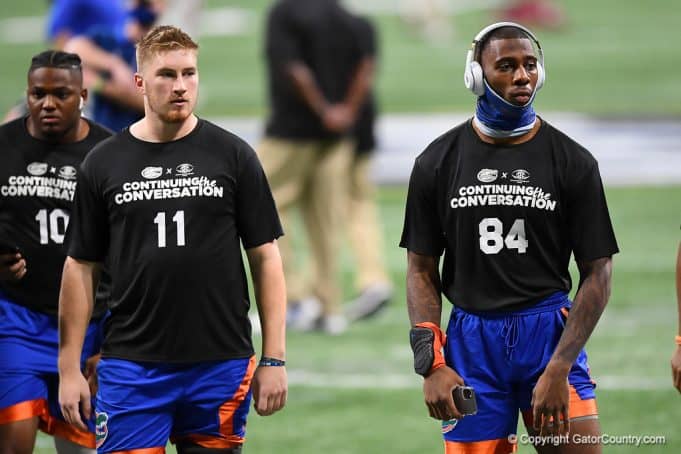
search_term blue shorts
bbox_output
[0,297,104,447]
[95,356,256,451]
[442,292,598,453]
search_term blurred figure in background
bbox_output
[400,0,454,44]
[156,0,203,38]
[47,0,127,50]
[344,14,394,322]
[497,0,567,29]
[259,0,373,334]
[64,0,163,131]
[3,0,129,124]
[672,241,681,393]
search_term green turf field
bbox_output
[34,185,681,453]
[1,0,680,116]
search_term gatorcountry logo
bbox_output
[477,168,498,183]
[27,162,48,176]
[510,169,530,183]
[58,165,77,180]
[141,166,164,179]
[95,411,109,448]
[176,163,194,176]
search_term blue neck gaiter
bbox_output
[474,80,536,138]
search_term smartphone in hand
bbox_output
[452,386,477,416]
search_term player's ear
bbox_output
[134,73,145,94]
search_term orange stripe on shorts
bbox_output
[0,398,47,424]
[39,412,95,448]
[173,356,257,449]
[445,438,517,453]
[522,385,598,427]
[109,448,166,454]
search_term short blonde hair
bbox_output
[136,25,199,70]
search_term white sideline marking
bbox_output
[287,370,671,391]
[0,8,252,44]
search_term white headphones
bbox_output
[463,21,545,96]
[79,96,84,111]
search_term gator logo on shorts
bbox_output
[441,419,459,433]
[95,411,109,448]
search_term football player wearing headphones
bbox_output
[400,23,618,453]
[0,51,111,453]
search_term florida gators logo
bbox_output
[441,419,459,433]
[95,411,109,448]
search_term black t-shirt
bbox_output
[400,119,619,312]
[264,0,364,140]
[0,117,111,317]
[66,119,283,362]
[353,15,378,154]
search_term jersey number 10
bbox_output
[478,218,528,254]
[154,210,186,248]
[35,209,69,244]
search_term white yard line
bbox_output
[287,370,671,391]
[0,8,252,44]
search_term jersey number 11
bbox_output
[154,210,186,248]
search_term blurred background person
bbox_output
[47,0,127,50]
[344,14,394,323]
[497,0,567,29]
[64,0,163,131]
[400,0,454,44]
[3,0,140,125]
[258,0,373,335]
[156,0,203,38]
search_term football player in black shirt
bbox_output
[0,51,111,453]
[58,26,287,453]
[401,23,618,453]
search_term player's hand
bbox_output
[423,366,465,420]
[0,252,27,281]
[252,365,287,416]
[83,353,101,397]
[59,370,91,432]
[531,364,570,437]
[671,346,681,393]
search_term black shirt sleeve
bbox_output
[399,156,445,256]
[567,162,619,261]
[358,16,377,59]
[65,156,109,262]
[236,146,283,249]
[266,3,301,69]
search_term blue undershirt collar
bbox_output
[474,80,536,138]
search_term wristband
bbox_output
[409,322,446,377]
[259,356,286,367]
[676,335,681,346]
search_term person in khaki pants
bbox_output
[259,0,372,334]
[343,15,394,322]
